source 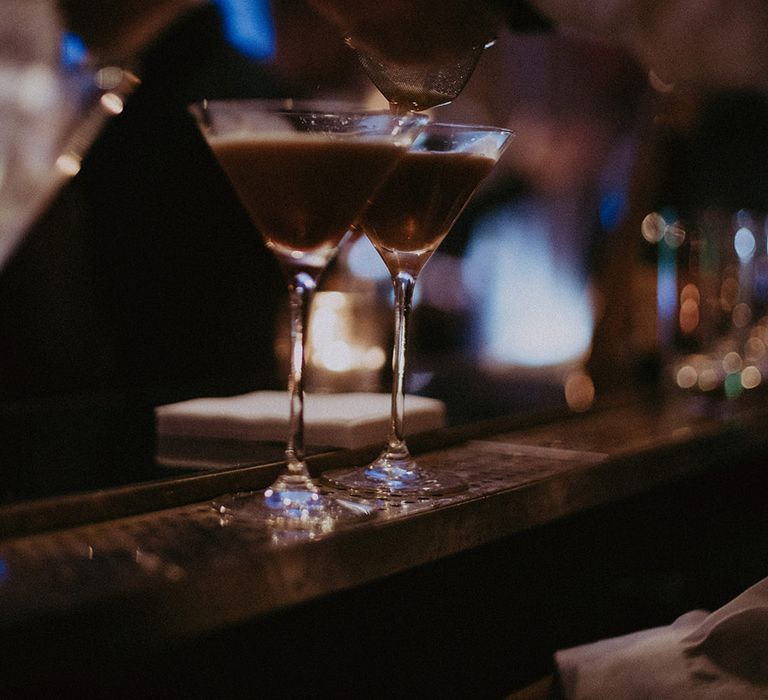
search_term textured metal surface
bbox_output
[0,440,606,628]
[1,441,599,570]
[3,392,768,673]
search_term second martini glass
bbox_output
[189,100,426,531]
[326,122,512,497]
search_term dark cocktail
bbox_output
[190,100,426,532]
[327,123,512,497]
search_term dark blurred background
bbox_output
[2,0,768,504]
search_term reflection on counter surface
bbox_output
[2,2,768,512]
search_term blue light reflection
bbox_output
[61,31,88,68]
[599,188,627,231]
[214,0,275,60]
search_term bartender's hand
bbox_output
[310,0,768,90]
[307,0,508,66]
[533,0,768,90]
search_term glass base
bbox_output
[213,473,373,537]
[325,453,467,498]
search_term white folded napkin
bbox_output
[155,391,446,469]
[555,576,768,699]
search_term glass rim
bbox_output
[188,98,422,119]
[418,121,515,138]
[187,102,513,136]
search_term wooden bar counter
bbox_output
[2,390,768,697]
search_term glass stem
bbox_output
[386,271,416,459]
[285,271,317,476]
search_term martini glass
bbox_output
[326,122,512,497]
[189,99,426,532]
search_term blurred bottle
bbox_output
[637,91,768,399]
